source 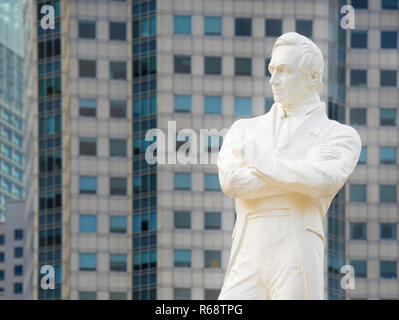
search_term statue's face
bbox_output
[269,45,312,106]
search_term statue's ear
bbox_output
[307,68,321,91]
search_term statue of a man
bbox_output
[217,32,361,300]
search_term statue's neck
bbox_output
[281,93,321,117]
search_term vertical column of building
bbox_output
[326,0,348,300]
[132,0,158,300]
[346,0,399,300]
[36,0,63,300]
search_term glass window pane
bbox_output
[359,146,367,164]
[379,147,397,164]
[350,222,367,240]
[234,97,252,115]
[265,19,282,37]
[79,253,97,271]
[382,0,398,9]
[296,19,312,37]
[79,215,97,233]
[110,100,127,118]
[174,211,191,229]
[79,291,97,300]
[79,99,96,117]
[351,0,368,9]
[380,109,397,126]
[349,184,366,202]
[174,173,191,190]
[204,96,221,114]
[174,95,191,112]
[379,185,397,203]
[235,18,251,36]
[174,288,191,300]
[350,260,367,278]
[110,177,127,195]
[204,17,221,35]
[174,55,191,73]
[110,61,127,80]
[110,216,127,233]
[350,108,367,125]
[79,20,96,39]
[79,138,97,156]
[204,57,221,75]
[380,261,397,279]
[351,30,367,48]
[109,22,126,40]
[235,58,251,76]
[79,60,96,78]
[110,139,127,157]
[204,173,220,191]
[381,31,398,49]
[205,212,221,230]
[79,176,97,194]
[350,69,367,87]
[380,70,397,87]
[174,250,191,267]
[110,254,127,272]
[380,223,397,240]
[174,16,191,34]
[204,250,221,268]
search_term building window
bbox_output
[109,292,127,300]
[350,260,367,278]
[79,99,96,117]
[174,15,191,34]
[14,265,23,276]
[204,212,221,230]
[235,18,251,36]
[382,0,398,9]
[109,61,127,80]
[110,100,127,118]
[174,172,191,190]
[79,291,97,300]
[110,254,127,272]
[204,173,221,191]
[204,250,221,268]
[0,252,4,263]
[381,31,398,49]
[110,177,127,196]
[14,247,23,258]
[174,55,191,74]
[109,22,126,40]
[14,283,23,294]
[350,108,367,125]
[349,184,366,202]
[349,222,367,240]
[265,58,271,77]
[265,19,282,37]
[235,57,251,76]
[174,95,191,112]
[350,70,367,87]
[380,147,397,164]
[204,57,221,75]
[110,216,127,233]
[79,215,97,233]
[0,235,4,245]
[380,261,397,279]
[78,20,96,39]
[79,59,96,78]
[174,211,191,229]
[380,108,397,126]
[379,185,397,203]
[380,223,397,240]
[79,138,97,156]
[0,270,4,281]
[380,70,397,87]
[351,30,367,48]
[234,97,252,115]
[204,17,221,36]
[296,19,312,37]
[359,146,367,164]
[14,229,23,240]
[204,96,221,114]
[204,289,220,300]
[174,288,191,300]
[79,253,97,271]
[351,0,368,9]
[110,139,127,157]
[79,176,97,195]
[265,98,274,113]
[174,250,191,267]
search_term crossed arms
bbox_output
[217,119,361,200]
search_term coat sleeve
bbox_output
[217,120,287,199]
[250,125,362,199]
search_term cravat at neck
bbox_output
[280,94,321,118]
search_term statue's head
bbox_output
[269,32,324,106]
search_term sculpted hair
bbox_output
[271,32,324,92]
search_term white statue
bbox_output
[217,32,361,300]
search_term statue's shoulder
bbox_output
[231,114,265,130]
[325,119,361,145]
